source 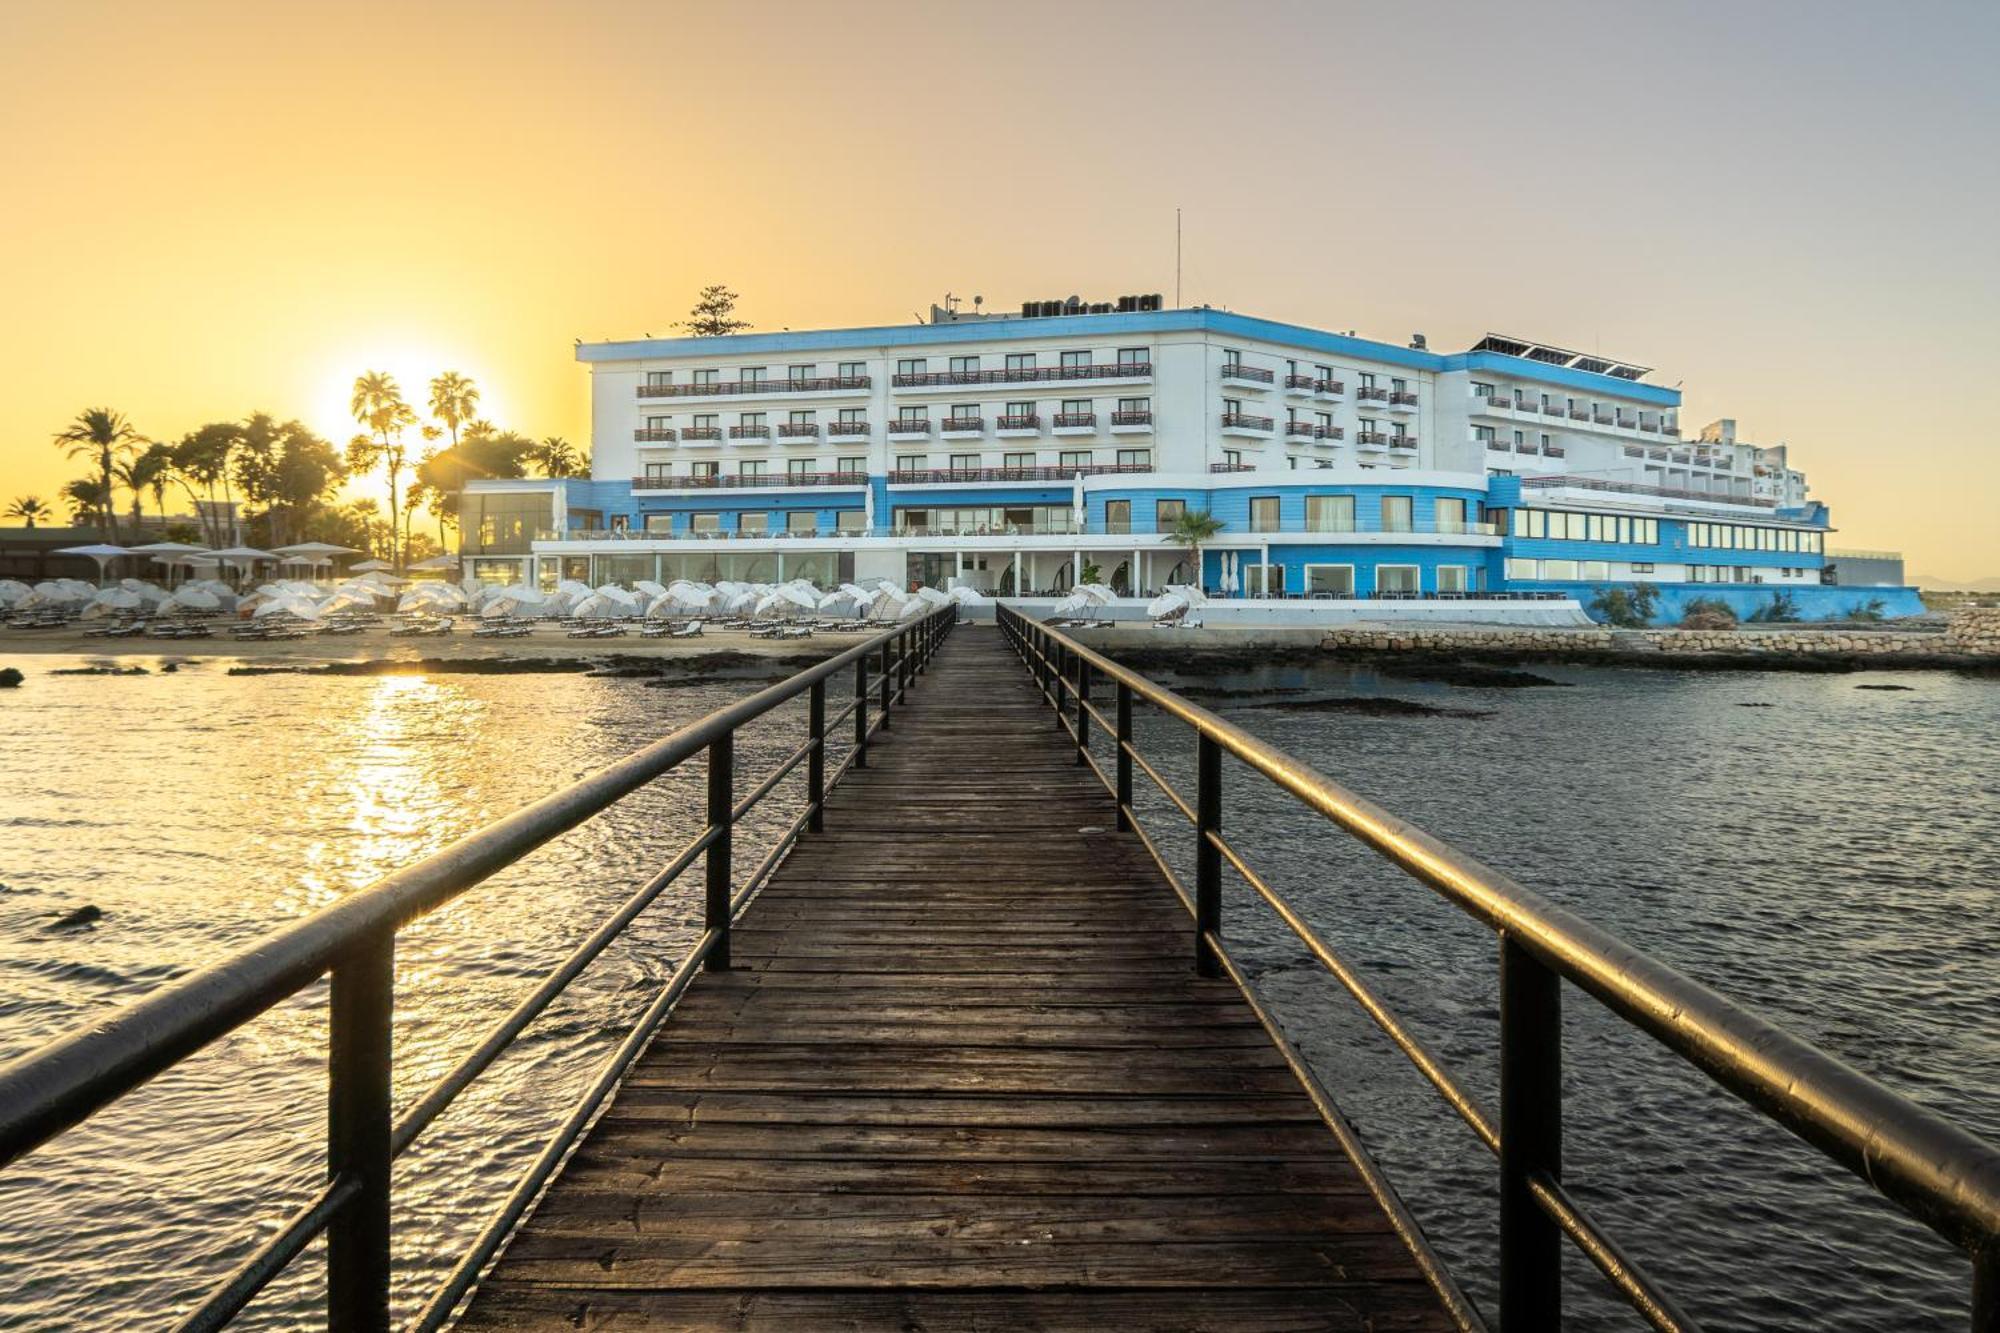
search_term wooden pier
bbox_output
[459,629,1451,1331]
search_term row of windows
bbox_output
[644,362,870,388]
[1687,522,1823,553]
[1507,509,1661,545]
[1505,557,1632,582]
[1688,565,1815,583]
[643,401,1155,430]
[1248,564,1475,596]
[893,505,1077,535]
[1472,382,1674,431]
[641,459,870,483]
[636,510,867,535]
[894,450,1153,470]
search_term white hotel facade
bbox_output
[459,303,1917,623]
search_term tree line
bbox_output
[8,371,587,570]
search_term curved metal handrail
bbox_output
[998,602,2000,1331]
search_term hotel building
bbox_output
[459,302,1917,622]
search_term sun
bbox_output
[311,341,509,506]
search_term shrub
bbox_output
[1846,598,1887,623]
[1679,597,1739,631]
[1588,582,1659,628]
[1746,590,1802,623]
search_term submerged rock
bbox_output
[0,667,22,688]
[1372,658,1569,689]
[1855,683,1915,691]
[48,665,148,676]
[1233,695,1495,720]
[44,905,103,931]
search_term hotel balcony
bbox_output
[942,417,985,438]
[633,428,677,442]
[637,375,870,399]
[1544,444,1566,458]
[631,470,866,491]
[1318,425,1345,442]
[1109,410,1153,432]
[1387,391,1419,411]
[1315,379,1347,399]
[1388,435,1418,450]
[1283,374,1318,394]
[1355,430,1391,449]
[777,423,821,441]
[1354,386,1390,407]
[1284,421,1318,440]
[1052,412,1096,435]
[996,413,1041,436]
[827,420,870,437]
[1220,362,1275,387]
[1568,407,1591,422]
[680,426,723,443]
[888,463,1154,485]
[729,424,771,441]
[1220,411,1275,436]
[891,363,1151,388]
[888,419,933,439]
[1208,462,1257,473]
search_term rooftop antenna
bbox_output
[1175,207,1182,308]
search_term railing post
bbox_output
[1115,681,1133,829]
[853,657,868,767]
[807,678,826,833]
[878,639,893,727]
[1973,1246,1997,1333]
[1195,733,1222,977]
[1054,643,1068,727]
[705,733,733,971]
[1074,658,1090,766]
[327,930,393,1333]
[1500,933,1562,1331]
[900,628,913,693]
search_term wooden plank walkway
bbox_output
[459,627,1451,1331]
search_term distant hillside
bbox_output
[1912,574,2000,593]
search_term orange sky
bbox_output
[3,0,1996,579]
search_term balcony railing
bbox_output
[1053,412,1096,428]
[1209,462,1256,473]
[1285,422,1318,437]
[1569,408,1591,421]
[1544,444,1566,458]
[1389,435,1418,449]
[1356,430,1392,446]
[1220,362,1276,383]
[1284,374,1318,390]
[1522,474,1778,507]
[777,423,820,439]
[891,364,1150,387]
[888,463,1155,485]
[1317,379,1346,395]
[1221,412,1274,431]
[1389,391,1419,407]
[827,420,870,436]
[1355,386,1390,404]
[681,427,723,442]
[1110,410,1153,426]
[632,471,867,490]
[997,414,1041,430]
[637,375,870,398]
[729,425,771,440]
[1320,425,1345,441]
[888,419,933,436]
[1592,411,1615,425]
[633,428,677,442]
[942,417,985,433]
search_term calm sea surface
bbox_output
[0,644,1994,1329]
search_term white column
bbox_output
[1015,548,1024,595]
[776,550,785,582]
[1133,546,1142,595]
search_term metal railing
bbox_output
[995,604,2000,1333]
[0,608,958,1331]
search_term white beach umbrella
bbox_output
[350,558,393,573]
[1146,590,1190,618]
[254,592,321,620]
[409,554,460,572]
[0,579,33,606]
[163,586,223,613]
[816,590,860,617]
[1166,583,1209,608]
[913,586,951,608]
[81,587,144,617]
[774,583,818,612]
[1074,582,1116,605]
[54,543,132,586]
[1052,591,1094,616]
[863,587,907,621]
[635,580,668,600]
[948,585,988,606]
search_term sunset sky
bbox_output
[2,0,1995,579]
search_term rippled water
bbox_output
[0,647,1994,1329]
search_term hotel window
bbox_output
[896,357,926,377]
[692,369,718,386]
[1222,348,1242,369]
[947,405,979,426]
[1539,433,1551,451]
[1157,498,1186,529]
[692,413,718,430]
[690,460,718,479]
[646,415,670,431]
[1391,422,1409,440]
[838,360,865,379]
[1005,400,1035,420]
[1249,496,1281,533]
[1512,429,1525,447]
[1437,565,1471,593]
[1306,494,1355,532]
[1118,396,1149,415]
[835,457,865,476]
[1391,377,1407,394]
[740,367,766,386]
[1542,559,1580,580]
[1115,449,1151,468]
[838,407,865,424]
[1117,347,1150,367]
[1286,360,1300,380]
[1315,412,1333,431]
[1580,561,1611,580]
[1381,496,1413,532]
[739,512,768,535]
[1006,352,1035,372]
[949,355,979,375]
[1222,449,1242,467]
[836,510,864,533]
[691,512,720,532]
[1475,425,1497,446]
[1243,564,1283,596]
[1472,381,1494,399]
[1056,397,1088,416]
[739,411,767,430]
[1315,363,1334,382]
[1632,562,1655,574]
[896,407,927,426]
[739,459,768,478]
[641,463,672,484]
[1223,397,1243,417]
[787,364,814,383]
[1359,416,1378,436]
[1306,565,1355,595]
[1505,558,1538,580]
[644,513,674,533]
[1059,450,1092,468]
[789,409,814,425]
[1375,565,1419,594]
[949,453,980,470]
[1436,497,1468,533]
[1105,499,1132,534]
[646,370,672,387]
[786,510,817,535]
[786,458,813,478]
[896,454,925,471]
[1061,350,1091,369]
[1539,394,1554,413]
[1358,371,1377,389]
[1003,451,1034,468]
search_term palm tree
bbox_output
[350,371,415,568]
[528,436,584,478]
[1167,508,1225,591]
[428,371,479,447]
[114,446,172,532]
[53,408,139,540]
[61,477,113,526]
[7,495,51,529]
